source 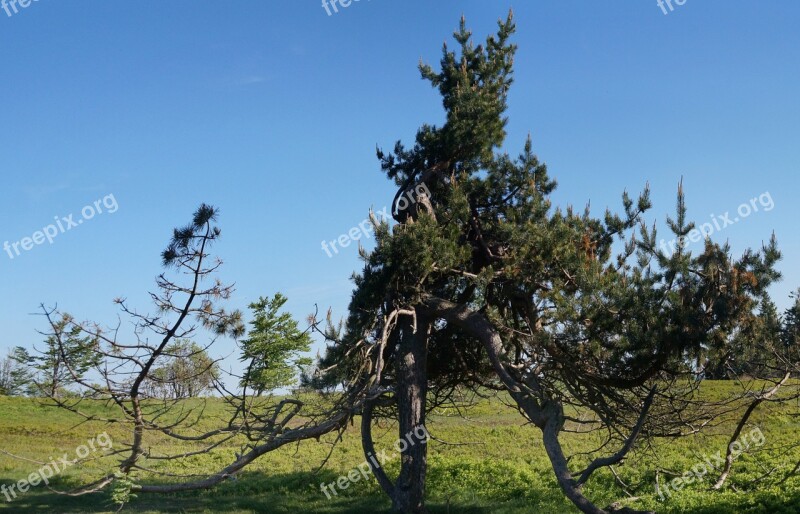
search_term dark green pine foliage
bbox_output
[311,14,522,394]
[310,13,784,513]
[314,10,779,410]
[782,289,800,352]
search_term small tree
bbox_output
[14,314,100,398]
[703,297,785,379]
[783,289,800,348]
[239,294,313,395]
[0,350,31,396]
[142,339,219,399]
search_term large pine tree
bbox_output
[313,12,782,514]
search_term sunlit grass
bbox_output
[1,382,799,513]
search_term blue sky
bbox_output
[1,1,798,366]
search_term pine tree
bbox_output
[313,12,783,514]
[239,294,313,394]
[783,289,800,349]
[15,313,100,398]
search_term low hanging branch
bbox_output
[574,386,657,488]
[421,295,656,514]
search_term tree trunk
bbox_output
[540,403,609,514]
[362,398,396,497]
[391,310,429,513]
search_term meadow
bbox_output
[1,382,799,514]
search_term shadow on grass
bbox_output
[4,469,800,514]
[657,493,800,514]
[0,470,511,514]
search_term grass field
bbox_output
[1,382,800,513]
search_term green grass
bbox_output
[1,382,800,513]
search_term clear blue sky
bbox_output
[1,1,798,366]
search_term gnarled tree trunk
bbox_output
[392,311,429,513]
[362,310,430,514]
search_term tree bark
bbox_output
[391,310,429,513]
[362,398,396,497]
[541,402,619,514]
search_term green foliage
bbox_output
[700,285,800,380]
[317,14,787,446]
[0,349,32,396]
[109,470,138,510]
[239,294,313,393]
[14,313,100,397]
[783,289,800,348]
[143,339,219,399]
